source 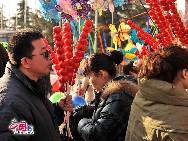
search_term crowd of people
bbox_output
[0,29,188,141]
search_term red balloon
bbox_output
[64,39,72,46]
[59,61,65,68]
[63,32,72,39]
[59,68,67,75]
[59,76,65,83]
[66,66,74,72]
[127,20,133,26]
[54,65,60,70]
[65,52,73,59]
[85,19,93,28]
[79,38,88,45]
[52,58,58,64]
[53,26,62,34]
[83,26,90,33]
[50,52,55,59]
[54,34,62,41]
[57,55,64,61]
[59,83,66,92]
[64,59,70,66]
[64,46,73,53]
[74,63,80,69]
[80,31,88,39]
[76,51,84,58]
[55,40,62,47]
[56,48,63,55]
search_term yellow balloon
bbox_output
[106,47,115,52]
[124,42,134,51]
[125,53,136,60]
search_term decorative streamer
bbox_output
[98,31,105,53]
[102,31,107,49]
[146,16,150,33]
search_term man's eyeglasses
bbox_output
[32,50,50,59]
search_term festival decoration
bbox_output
[38,0,60,23]
[71,0,92,18]
[56,0,78,20]
[109,22,131,50]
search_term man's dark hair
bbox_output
[0,43,9,77]
[139,45,188,83]
[8,28,44,67]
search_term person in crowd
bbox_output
[77,50,138,141]
[0,29,72,141]
[125,45,188,141]
[0,43,9,77]
[123,61,138,84]
[78,77,94,103]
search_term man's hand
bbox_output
[58,95,73,112]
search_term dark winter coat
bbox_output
[77,77,138,141]
[0,62,61,141]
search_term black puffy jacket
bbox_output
[77,77,138,141]
[0,62,61,141]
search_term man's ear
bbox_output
[182,69,188,79]
[20,57,31,69]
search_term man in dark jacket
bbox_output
[0,29,61,141]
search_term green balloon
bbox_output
[49,92,65,103]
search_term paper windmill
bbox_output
[109,22,131,50]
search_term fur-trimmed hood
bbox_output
[101,77,139,99]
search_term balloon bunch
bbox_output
[127,20,159,50]
[159,0,188,45]
[56,0,78,20]
[50,20,93,93]
[145,0,174,47]
[145,0,188,46]
[38,0,60,23]
[71,0,92,18]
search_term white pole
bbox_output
[94,9,98,53]
[0,2,2,30]
[24,0,27,28]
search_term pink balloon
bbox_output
[109,2,114,13]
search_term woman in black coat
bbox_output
[77,51,138,141]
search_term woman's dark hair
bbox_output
[0,43,9,77]
[8,28,44,67]
[84,50,123,78]
[139,45,188,83]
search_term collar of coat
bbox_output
[101,76,138,99]
[139,78,188,106]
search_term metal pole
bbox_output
[24,0,27,28]
[110,12,114,48]
[94,9,98,53]
[1,4,3,30]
